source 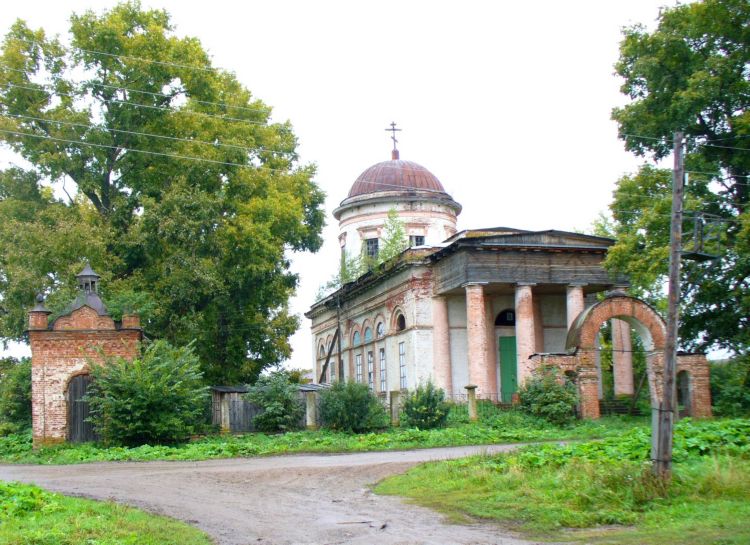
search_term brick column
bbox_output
[432,296,453,395]
[465,283,491,396]
[612,318,634,396]
[566,284,585,329]
[515,283,537,385]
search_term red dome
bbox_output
[347,159,446,198]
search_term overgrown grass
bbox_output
[0,481,213,545]
[375,418,750,544]
[0,411,646,465]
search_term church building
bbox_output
[306,136,641,406]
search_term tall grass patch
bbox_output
[376,418,750,542]
[0,481,212,545]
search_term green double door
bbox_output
[499,336,517,403]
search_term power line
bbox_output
[0,128,277,170]
[3,113,294,156]
[1,128,747,216]
[0,63,273,117]
[14,37,220,74]
[4,82,271,127]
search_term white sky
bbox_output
[0,0,676,367]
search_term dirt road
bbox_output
[0,444,548,545]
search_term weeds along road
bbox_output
[0,443,551,545]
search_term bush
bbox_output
[87,340,209,446]
[402,382,450,429]
[246,371,304,432]
[319,381,388,433]
[519,365,578,426]
[711,357,750,417]
[0,358,32,435]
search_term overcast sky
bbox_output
[0,0,676,367]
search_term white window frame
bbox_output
[379,348,387,392]
[367,351,374,391]
[355,353,363,383]
[399,342,407,389]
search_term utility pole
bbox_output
[652,131,684,480]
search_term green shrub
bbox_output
[402,382,450,429]
[319,381,387,433]
[86,340,209,446]
[246,371,304,432]
[519,365,578,426]
[0,358,32,435]
[711,357,750,417]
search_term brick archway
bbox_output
[532,294,712,419]
[566,294,666,354]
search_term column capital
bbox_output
[515,282,536,288]
[567,282,588,288]
[461,282,488,288]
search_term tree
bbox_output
[0,2,325,383]
[0,357,31,434]
[86,340,209,446]
[245,370,304,432]
[315,208,407,301]
[607,0,750,355]
[378,208,408,263]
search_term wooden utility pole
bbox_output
[652,131,685,480]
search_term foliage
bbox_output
[245,371,304,433]
[378,208,409,263]
[0,413,649,465]
[0,481,213,545]
[0,2,325,384]
[318,380,388,433]
[711,357,750,416]
[315,208,408,300]
[376,418,750,542]
[402,382,450,429]
[86,340,209,446]
[608,0,750,354]
[518,365,578,425]
[0,358,31,435]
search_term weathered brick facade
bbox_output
[28,269,141,447]
[534,294,712,419]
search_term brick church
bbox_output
[306,140,712,419]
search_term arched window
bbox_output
[352,331,361,346]
[319,344,326,358]
[495,309,516,326]
[376,322,385,338]
[364,327,373,343]
[396,314,406,331]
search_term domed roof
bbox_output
[348,159,446,198]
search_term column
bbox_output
[485,299,498,398]
[612,318,634,396]
[514,283,537,385]
[533,296,544,352]
[566,284,585,330]
[465,283,491,396]
[432,296,453,395]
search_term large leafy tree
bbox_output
[0,2,325,383]
[606,0,749,355]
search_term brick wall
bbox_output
[676,353,712,418]
[29,306,141,447]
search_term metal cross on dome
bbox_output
[385,121,401,151]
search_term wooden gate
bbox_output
[67,374,98,443]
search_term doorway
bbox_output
[499,336,517,403]
[67,374,98,443]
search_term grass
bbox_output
[375,418,750,545]
[0,481,213,545]
[0,411,647,465]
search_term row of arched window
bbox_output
[317,308,407,359]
